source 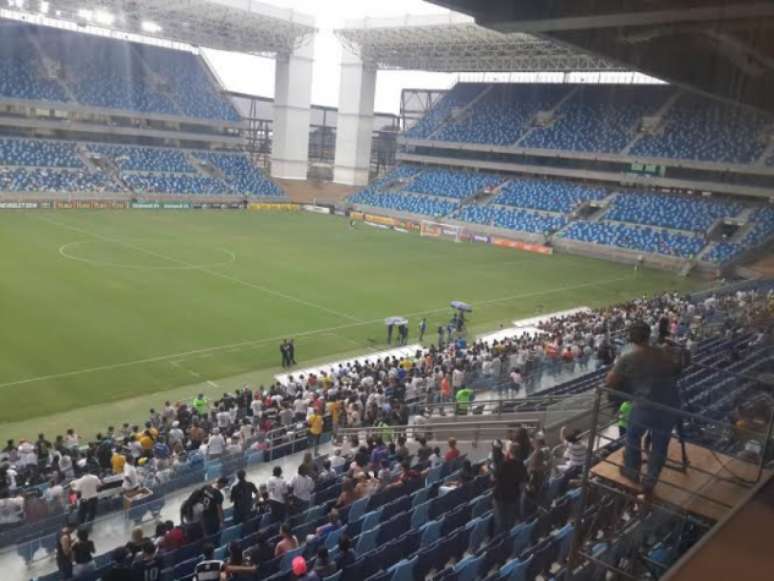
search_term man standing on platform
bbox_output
[606,321,689,496]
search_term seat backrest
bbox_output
[347,495,370,524]
[388,555,418,581]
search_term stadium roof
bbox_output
[335,13,622,72]
[1,0,315,55]
[427,0,774,114]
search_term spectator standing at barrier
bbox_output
[492,442,527,534]
[72,470,101,524]
[606,321,689,496]
[230,469,258,524]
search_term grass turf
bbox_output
[0,209,703,439]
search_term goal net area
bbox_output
[420,220,468,242]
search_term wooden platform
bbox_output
[591,440,768,521]
[663,474,774,581]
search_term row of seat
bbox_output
[493,180,607,214]
[558,220,706,257]
[604,192,743,232]
[0,137,286,198]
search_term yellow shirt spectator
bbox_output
[111,452,126,475]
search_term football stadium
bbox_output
[0,1,772,580]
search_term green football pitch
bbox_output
[0,210,703,440]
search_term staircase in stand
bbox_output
[513,85,582,147]
[620,88,683,155]
[425,84,495,140]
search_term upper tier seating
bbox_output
[0,23,238,122]
[493,179,607,214]
[0,137,82,168]
[88,144,195,173]
[605,192,743,232]
[630,92,771,164]
[457,205,567,234]
[194,151,285,197]
[521,85,673,153]
[434,84,570,145]
[404,84,485,139]
[348,191,459,218]
[134,45,240,122]
[559,220,706,257]
[0,28,68,103]
[407,169,503,200]
[407,82,774,164]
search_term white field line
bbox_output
[39,215,362,323]
[0,274,633,390]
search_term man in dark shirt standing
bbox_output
[230,469,258,524]
[492,442,527,534]
[607,321,688,495]
[200,477,228,536]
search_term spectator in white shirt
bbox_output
[289,465,315,512]
[266,466,288,522]
[207,428,226,459]
[72,471,101,524]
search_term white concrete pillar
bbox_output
[333,46,377,186]
[271,38,314,180]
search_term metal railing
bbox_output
[567,374,774,579]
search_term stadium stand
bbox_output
[456,205,567,234]
[704,206,774,264]
[0,136,286,198]
[12,286,771,581]
[557,221,706,257]
[629,91,772,164]
[433,84,570,146]
[349,191,459,218]
[0,23,238,122]
[88,144,196,174]
[408,168,503,200]
[520,85,674,153]
[407,82,774,165]
[0,137,82,168]
[348,165,774,263]
[193,151,286,198]
[492,179,607,214]
[404,84,485,140]
[604,192,744,232]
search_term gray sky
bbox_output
[203,0,461,114]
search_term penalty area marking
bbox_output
[59,240,237,270]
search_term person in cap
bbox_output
[291,555,319,580]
